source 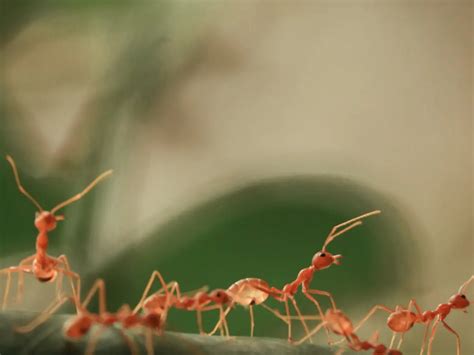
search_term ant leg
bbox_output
[249,304,255,337]
[55,255,81,311]
[389,332,397,348]
[294,321,326,345]
[15,295,69,333]
[284,296,293,342]
[304,288,337,310]
[406,298,423,316]
[419,321,432,355]
[221,305,230,337]
[85,326,106,355]
[288,296,312,341]
[15,255,35,303]
[133,271,174,314]
[145,327,154,355]
[193,302,222,335]
[397,332,406,350]
[208,305,232,336]
[55,272,64,300]
[440,319,461,355]
[117,328,139,355]
[54,267,81,312]
[1,266,29,310]
[301,290,332,343]
[196,310,205,334]
[82,279,107,313]
[260,303,290,323]
[353,304,394,332]
[427,318,441,355]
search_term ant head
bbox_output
[209,289,230,304]
[312,251,342,270]
[34,211,63,232]
[64,314,93,339]
[449,293,470,310]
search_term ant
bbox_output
[208,210,381,341]
[134,272,294,337]
[230,210,380,342]
[133,271,249,337]
[0,155,112,311]
[16,278,171,355]
[132,271,221,335]
[294,308,402,355]
[206,277,311,338]
[345,275,473,355]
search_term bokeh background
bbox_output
[0,1,472,354]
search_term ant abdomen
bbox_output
[325,309,353,336]
[387,311,416,332]
[227,278,270,306]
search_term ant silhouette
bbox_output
[0,155,112,311]
[209,210,381,341]
[344,275,473,355]
[295,308,402,355]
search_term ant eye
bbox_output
[461,295,466,299]
[320,253,326,257]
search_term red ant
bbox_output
[345,275,473,355]
[295,308,402,355]
[208,210,381,341]
[206,277,312,338]
[0,155,112,311]
[16,278,171,355]
[134,272,293,337]
[132,271,222,335]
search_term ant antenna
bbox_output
[321,210,381,251]
[458,275,474,294]
[6,155,44,212]
[50,169,113,214]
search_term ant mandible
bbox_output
[0,155,112,311]
[348,275,473,355]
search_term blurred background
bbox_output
[0,0,472,353]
